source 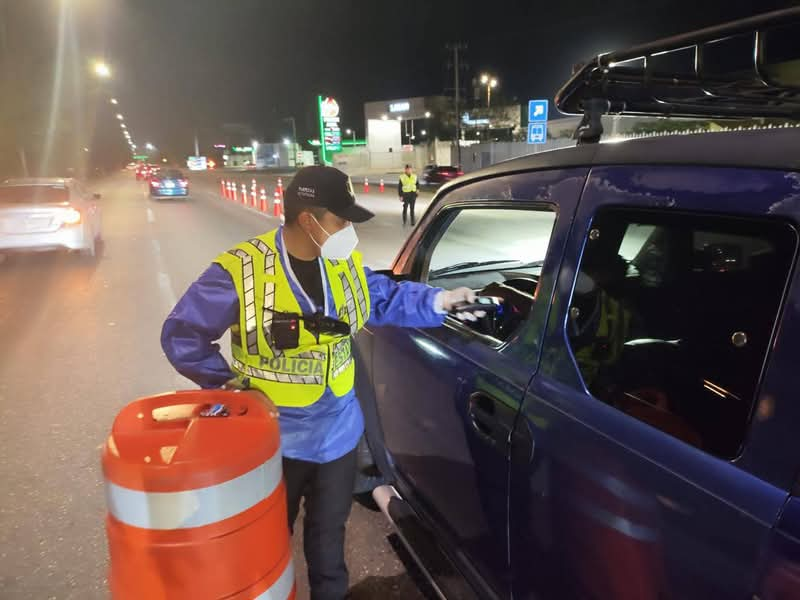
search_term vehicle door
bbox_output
[509,165,800,599]
[366,168,587,598]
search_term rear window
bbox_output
[0,186,69,204]
[161,170,183,178]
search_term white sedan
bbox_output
[0,178,103,258]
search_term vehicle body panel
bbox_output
[365,168,588,598]
[510,165,800,599]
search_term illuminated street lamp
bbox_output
[282,137,291,146]
[421,129,427,136]
[425,111,431,118]
[345,128,356,143]
[116,114,124,120]
[92,60,111,79]
[145,143,155,151]
[480,74,499,108]
[120,123,126,129]
[110,98,118,105]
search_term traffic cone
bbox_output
[273,189,282,217]
[221,179,226,198]
[260,187,268,212]
[251,179,258,207]
[232,182,238,203]
[241,184,247,205]
[379,178,385,193]
[277,177,284,198]
[364,177,369,193]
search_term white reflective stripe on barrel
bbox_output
[255,559,295,600]
[105,451,282,530]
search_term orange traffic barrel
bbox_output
[102,389,295,600]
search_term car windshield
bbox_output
[0,186,69,205]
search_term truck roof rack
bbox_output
[556,7,800,143]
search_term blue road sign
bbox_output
[528,99,548,122]
[527,122,547,144]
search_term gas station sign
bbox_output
[317,95,342,165]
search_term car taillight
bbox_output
[178,179,188,187]
[457,171,464,176]
[150,179,160,187]
[61,207,81,225]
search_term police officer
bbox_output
[161,166,479,600]
[398,163,418,226]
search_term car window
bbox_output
[421,205,556,343]
[567,207,797,458]
[0,186,69,204]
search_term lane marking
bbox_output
[146,207,155,223]
[150,239,178,309]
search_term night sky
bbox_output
[4,0,799,168]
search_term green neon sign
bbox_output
[317,95,342,165]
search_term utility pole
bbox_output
[194,130,199,157]
[446,43,466,167]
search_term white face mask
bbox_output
[309,216,359,260]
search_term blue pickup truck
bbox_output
[355,8,800,600]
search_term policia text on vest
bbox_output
[214,229,370,408]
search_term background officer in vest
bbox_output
[398,163,418,226]
[161,165,479,600]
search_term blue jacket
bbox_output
[161,231,445,463]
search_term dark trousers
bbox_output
[283,449,357,600]
[401,192,417,225]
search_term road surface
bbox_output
[0,172,437,599]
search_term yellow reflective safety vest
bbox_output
[400,173,418,193]
[573,291,631,389]
[214,229,371,408]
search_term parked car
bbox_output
[0,178,102,257]
[422,164,464,185]
[149,169,189,198]
[357,9,800,600]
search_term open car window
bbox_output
[420,204,556,343]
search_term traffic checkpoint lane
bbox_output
[0,172,436,600]
[187,173,434,271]
[142,174,440,599]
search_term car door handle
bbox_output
[468,392,510,446]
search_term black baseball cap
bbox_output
[285,166,374,223]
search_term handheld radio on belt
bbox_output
[271,311,351,350]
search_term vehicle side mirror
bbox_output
[93,193,102,200]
